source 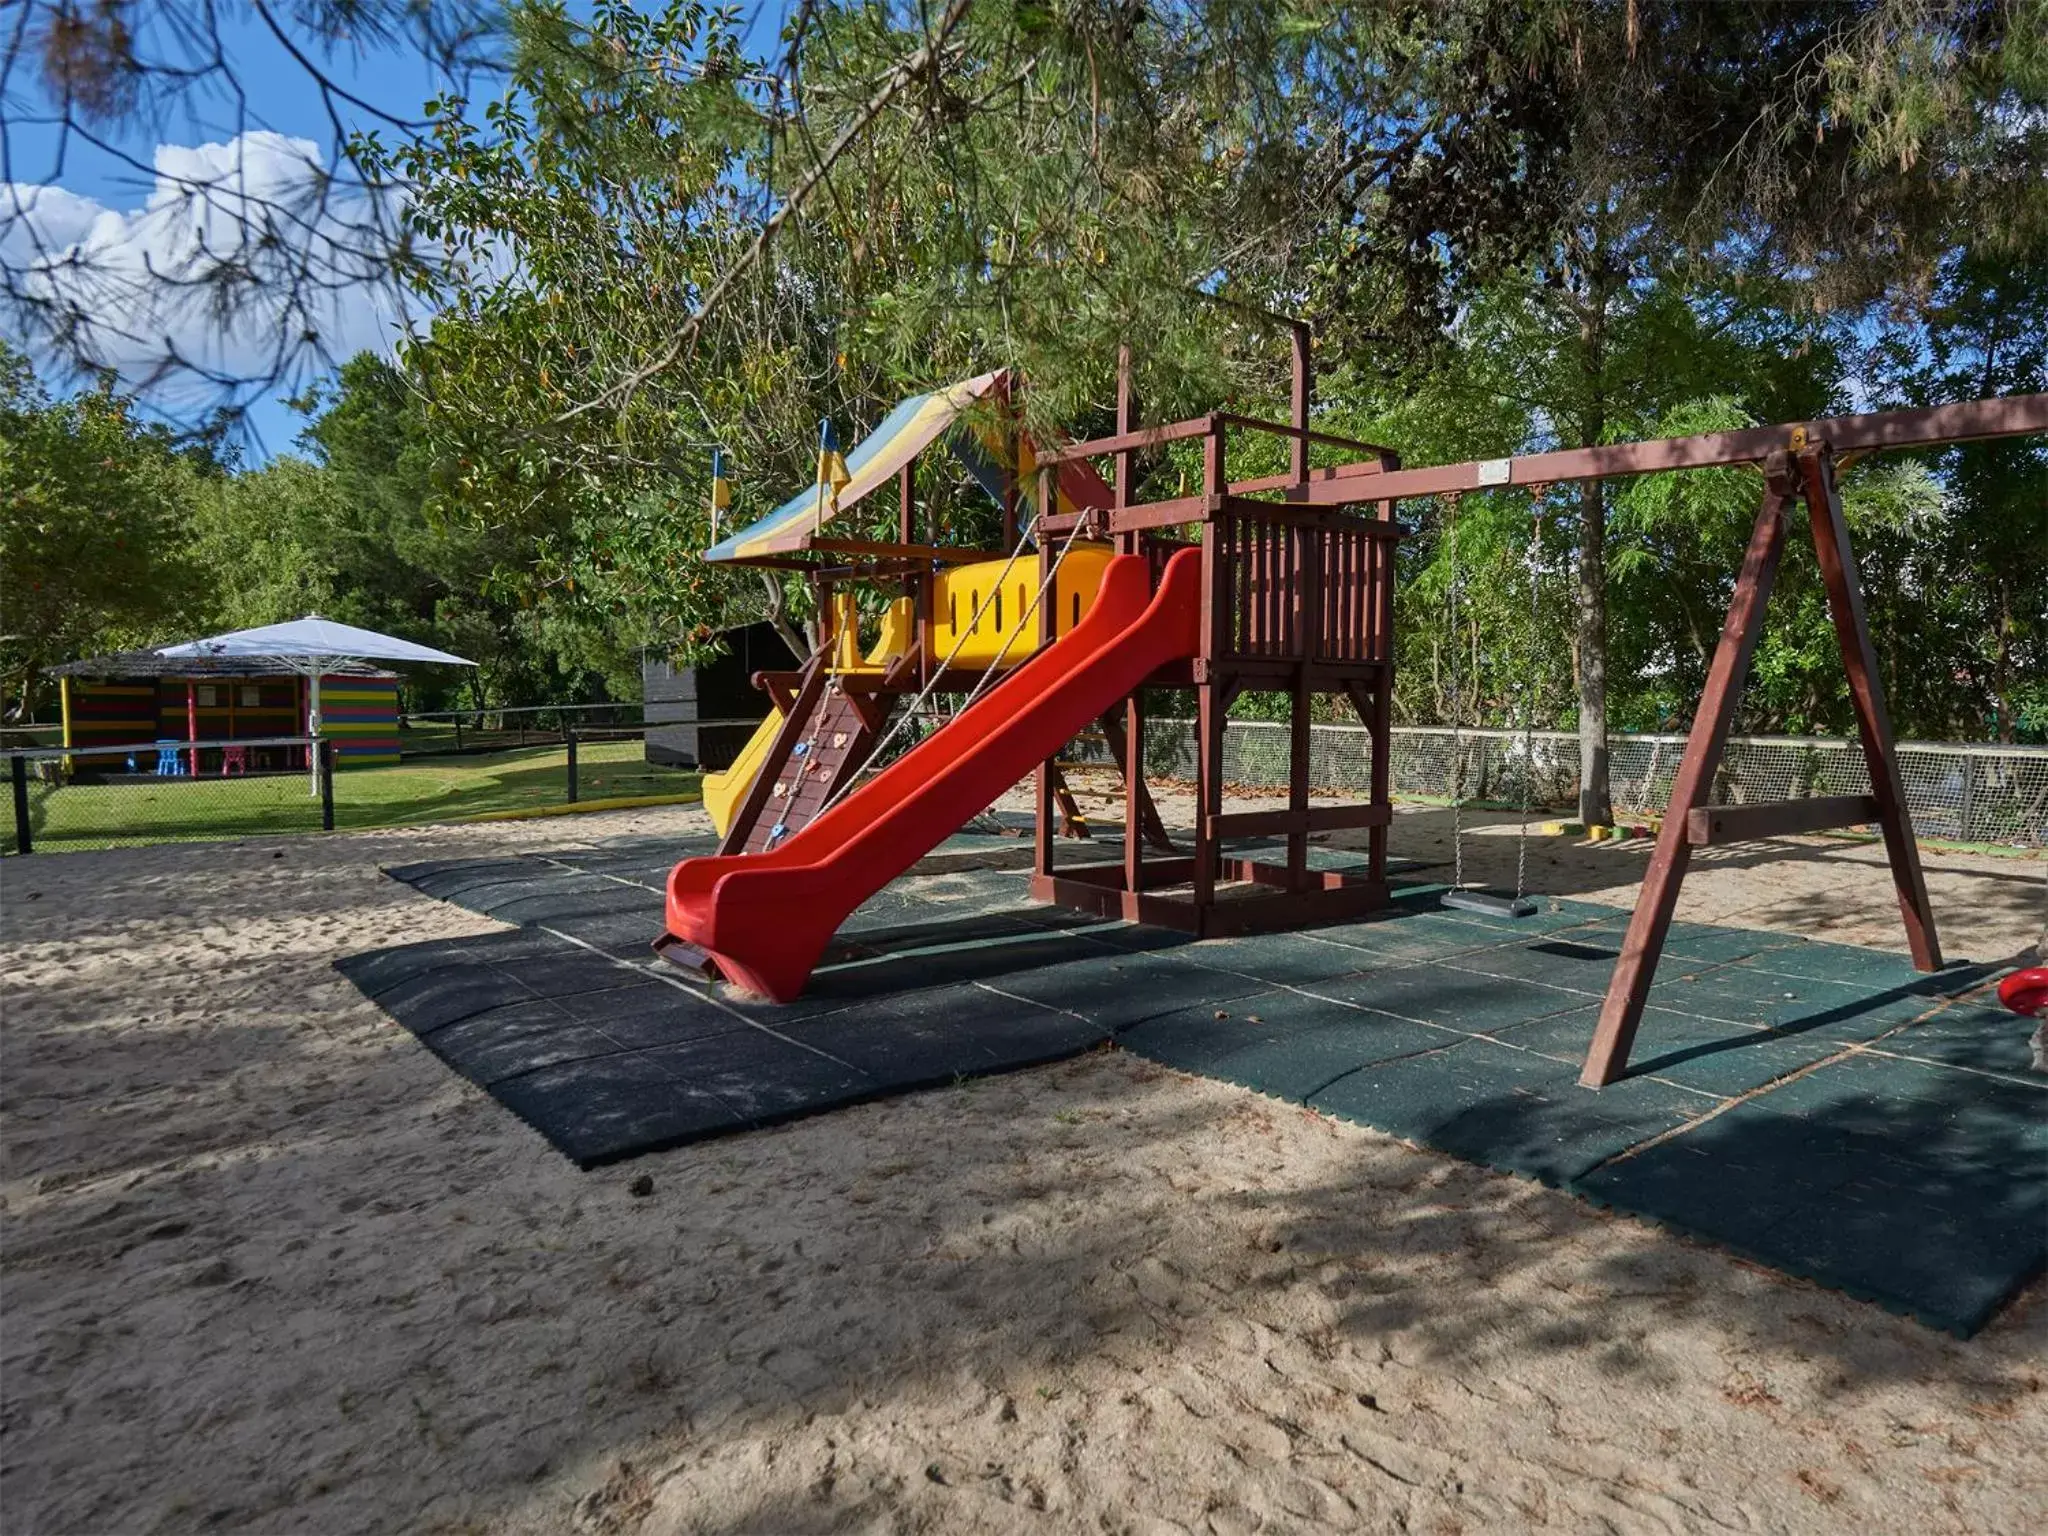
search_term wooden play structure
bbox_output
[666,342,2045,1084]
[1025,331,1404,935]
[694,370,1127,856]
[1244,391,2048,1086]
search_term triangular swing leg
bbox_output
[1440,889,1539,919]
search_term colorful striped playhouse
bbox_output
[47,651,401,769]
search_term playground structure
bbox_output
[662,342,2047,1084]
[692,369,1131,855]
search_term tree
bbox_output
[0,342,215,716]
[1293,0,2048,815]
[186,353,632,709]
[3,1,497,428]
[1856,251,2048,740]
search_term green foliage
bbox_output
[10,0,2046,752]
[0,344,217,715]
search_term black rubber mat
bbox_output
[344,836,2044,1333]
[349,836,1128,1166]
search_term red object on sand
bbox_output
[662,551,1203,1002]
[1997,967,2048,1018]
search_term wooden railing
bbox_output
[1215,505,1399,666]
[1037,411,1403,670]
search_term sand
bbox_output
[3,789,2044,1536]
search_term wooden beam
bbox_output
[804,538,985,564]
[1216,412,1394,462]
[1686,794,1879,845]
[1101,493,1226,534]
[1220,497,1406,535]
[1287,393,2048,508]
[1797,446,1943,971]
[1231,460,1385,495]
[1200,877,1390,933]
[1041,855,1200,890]
[1037,413,1220,465]
[1581,455,1799,1087]
[1206,803,1392,840]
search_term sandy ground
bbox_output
[3,785,2045,1536]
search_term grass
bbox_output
[7,739,700,854]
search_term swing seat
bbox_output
[1441,888,1539,919]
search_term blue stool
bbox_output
[154,741,188,776]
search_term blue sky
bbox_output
[3,2,792,456]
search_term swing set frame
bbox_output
[1278,391,2045,1086]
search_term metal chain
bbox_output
[1442,492,1465,892]
[1515,487,1547,902]
[819,507,1094,818]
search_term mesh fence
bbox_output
[400,703,646,758]
[3,738,326,854]
[569,730,688,802]
[2,729,708,854]
[1067,722,2048,849]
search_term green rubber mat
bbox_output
[1111,895,2039,1335]
[353,839,2041,1335]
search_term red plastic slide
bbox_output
[663,549,1204,1001]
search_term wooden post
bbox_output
[999,372,1020,549]
[1797,446,1942,970]
[1114,345,1136,553]
[1287,662,1311,890]
[1193,420,1227,912]
[1286,521,1318,890]
[1581,455,1799,1086]
[1289,320,1311,485]
[1369,464,1398,889]
[1034,469,1057,882]
[1123,698,1146,891]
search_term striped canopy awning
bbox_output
[705,371,1008,563]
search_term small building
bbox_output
[641,624,786,770]
[47,651,401,770]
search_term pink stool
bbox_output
[221,745,248,777]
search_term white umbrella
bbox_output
[158,616,474,792]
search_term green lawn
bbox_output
[7,739,700,853]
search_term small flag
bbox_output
[815,418,851,526]
[709,448,732,541]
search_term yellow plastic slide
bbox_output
[702,545,1117,835]
[703,599,915,835]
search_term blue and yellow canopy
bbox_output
[703,370,1115,563]
[705,372,1005,562]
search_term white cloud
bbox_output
[3,130,423,409]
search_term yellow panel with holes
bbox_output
[929,542,1116,670]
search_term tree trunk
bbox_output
[1576,474,1612,825]
[1572,238,1614,827]
[757,571,810,663]
[1993,578,2014,742]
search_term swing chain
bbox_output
[1440,491,1465,894]
[1515,484,1549,903]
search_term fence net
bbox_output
[3,739,325,855]
[1066,722,2048,849]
